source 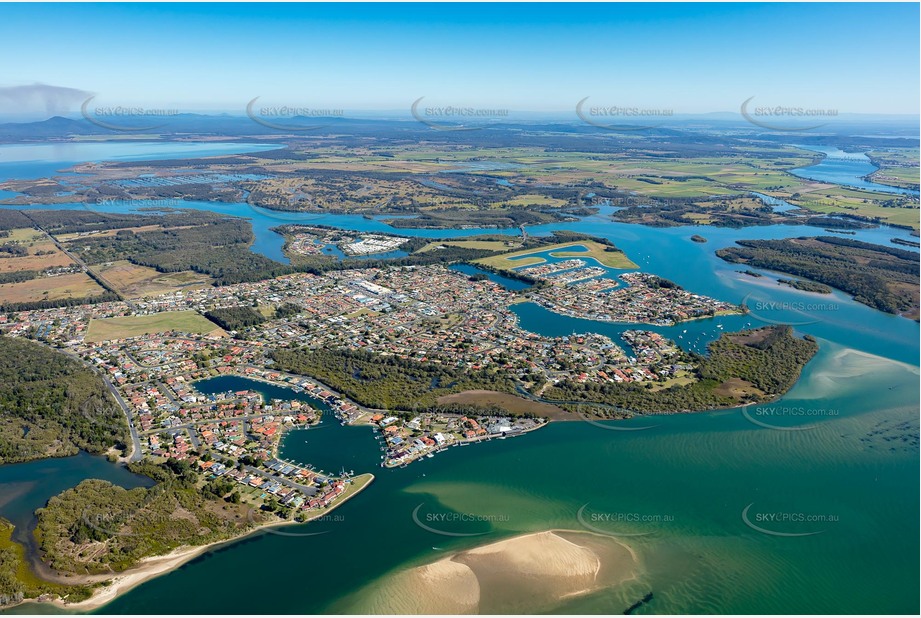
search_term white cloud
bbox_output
[0,83,92,120]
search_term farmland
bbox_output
[95,260,213,299]
[0,228,76,273]
[0,272,104,305]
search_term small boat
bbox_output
[426,453,434,458]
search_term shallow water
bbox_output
[0,142,917,615]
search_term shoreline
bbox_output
[355,528,641,614]
[528,296,745,327]
[380,417,549,468]
[8,473,375,613]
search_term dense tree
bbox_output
[271,347,516,410]
[204,306,266,331]
[545,326,818,414]
[718,236,919,315]
[0,336,127,464]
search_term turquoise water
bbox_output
[751,191,800,213]
[0,452,151,533]
[4,198,915,266]
[85,343,919,615]
[0,141,917,614]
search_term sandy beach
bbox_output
[50,518,326,611]
[50,543,218,611]
[353,529,640,614]
[13,473,375,613]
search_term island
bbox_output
[717,236,920,319]
[777,278,833,294]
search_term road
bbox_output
[101,374,145,462]
[23,214,135,310]
[243,465,318,496]
[56,346,144,462]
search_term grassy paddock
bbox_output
[475,240,637,270]
[415,239,521,253]
[96,261,213,299]
[0,272,104,304]
[85,310,224,342]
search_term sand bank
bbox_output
[356,529,640,614]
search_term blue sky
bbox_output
[0,3,918,117]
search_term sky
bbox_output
[0,2,919,119]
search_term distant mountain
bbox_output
[0,113,916,148]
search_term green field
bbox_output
[500,194,568,207]
[85,310,224,342]
[787,189,920,229]
[415,239,522,253]
[475,240,638,270]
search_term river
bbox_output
[0,141,917,614]
[790,145,919,196]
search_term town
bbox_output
[282,226,410,258]
[0,261,741,518]
[530,271,742,325]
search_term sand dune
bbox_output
[357,530,638,614]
